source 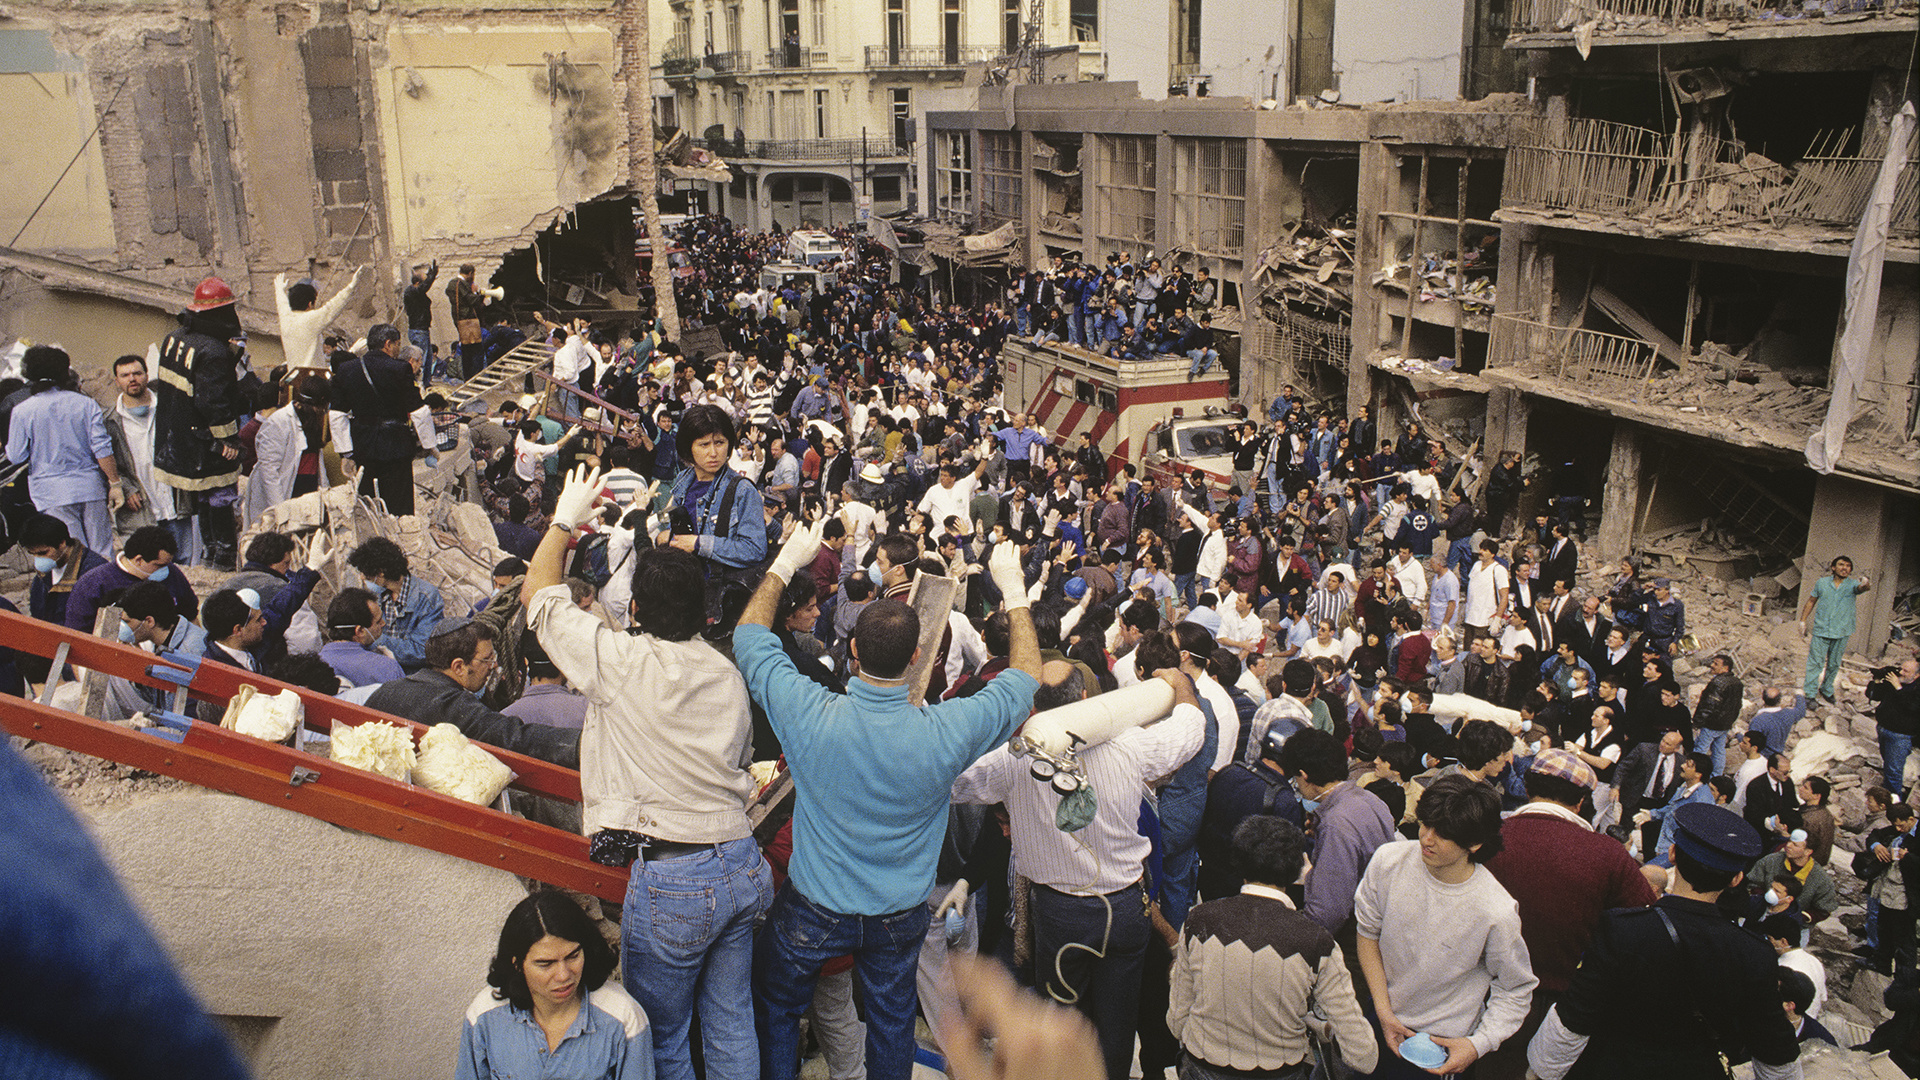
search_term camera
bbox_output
[1871,664,1899,681]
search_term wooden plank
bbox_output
[904,574,960,705]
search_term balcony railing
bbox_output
[709,51,753,74]
[697,136,912,161]
[863,44,1001,68]
[1510,0,1894,33]
[764,45,832,69]
[1503,118,1920,236]
[1491,312,1660,384]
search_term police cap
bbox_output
[1672,802,1762,872]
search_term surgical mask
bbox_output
[1292,779,1320,814]
[147,565,170,582]
[125,404,152,418]
[868,563,885,589]
[1529,741,1542,757]
[32,555,57,574]
[117,621,136,644]
[1764,888,1781,906]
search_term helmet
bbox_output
[1063,576,1088,600]
[188,276,236,311]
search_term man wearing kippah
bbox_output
[1479,750,1654,1080]
[1528,802,1799,1079]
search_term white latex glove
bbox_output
[305,530,333,572]
[106,481,125,512]
[769,519,824,583]
[934,879,971,918]
[1632,810,1651,826]
[551,464,605,530]
[990,541,1029,611]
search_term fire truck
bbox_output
[1000,339,1242,486]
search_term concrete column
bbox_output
[1802,476,1915,659]
[1595,420,1641,556]
[1347,139,1394,414]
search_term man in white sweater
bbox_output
[274,268,367,371]
[1355,772,1537,1076]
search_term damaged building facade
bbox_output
[0,1,658,373]
[1468,0,1920,657]
[927,0,1917,657]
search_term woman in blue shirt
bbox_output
[458,891,654,1080]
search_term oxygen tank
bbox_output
[1012,677,1178,760]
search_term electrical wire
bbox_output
[8,75,130,250]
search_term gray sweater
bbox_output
[1354,840,1538,1059]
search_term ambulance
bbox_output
[1000,340,1241,485]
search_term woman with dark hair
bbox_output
[457,891,654,1080]
[660,403,767,617]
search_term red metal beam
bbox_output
[0,610,581,802]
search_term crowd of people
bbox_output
[4,212,1920,1080]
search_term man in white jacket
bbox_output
[1182,503,1227,599]
[275,268,367,371]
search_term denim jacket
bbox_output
[457,985,654,1080]
[373,573,445,673]
[667,467,768,571]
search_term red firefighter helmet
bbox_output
[187,276,236,311]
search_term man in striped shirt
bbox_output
[952,643,1206,1080]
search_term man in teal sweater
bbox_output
[737,522,1040,1080]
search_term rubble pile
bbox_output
[1253,220,1356,314]
[1589,548,1919,1041]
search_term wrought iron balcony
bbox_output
[699,136,912,161]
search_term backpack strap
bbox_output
[713,469,746,541]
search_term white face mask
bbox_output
[1764,888,1782,906]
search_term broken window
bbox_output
[1034,134,1083,238]
[1094,134,1155,250]
[892,88,912,147]
[935,130,973,222]
[1004,0,1021,53]
[1070,0,1099,40]
[1173,138,1246,256]
[979,131,1023,225]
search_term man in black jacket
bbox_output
[1870,657,1920,797]
[1743,753,1797,837]
[333,325,425,516]
[1612,729,1684,845]
[401,260,439,386]
[365,619,579,768]
[1693,653,1745,777]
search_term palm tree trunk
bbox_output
[620,0,681,341]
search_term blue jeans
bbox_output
[1174,572,1197,609]
[1694,728,1728,778]
[755,882,930,1080]
[623,836,774,1080]
[1031,883,1151,1080]
[1882,727,1914,796]
[1448,534,1477,577]
[1806,634,1847,699]
[1187,348,1218,377]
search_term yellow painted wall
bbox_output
[375,25,621,254]
[0,284,286,393]
[0,71,116,256]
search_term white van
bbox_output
[785,229,847,267]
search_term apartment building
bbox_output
[653,0,1102,230]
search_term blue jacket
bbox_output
[667,467,768,571]
[372,573,445,673]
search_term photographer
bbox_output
[1869,657,1920,798]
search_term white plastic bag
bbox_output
[234,688,303,743]
[412,723,514,805]
[331,720,417,782]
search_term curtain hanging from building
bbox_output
[1806,101,1915,474]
